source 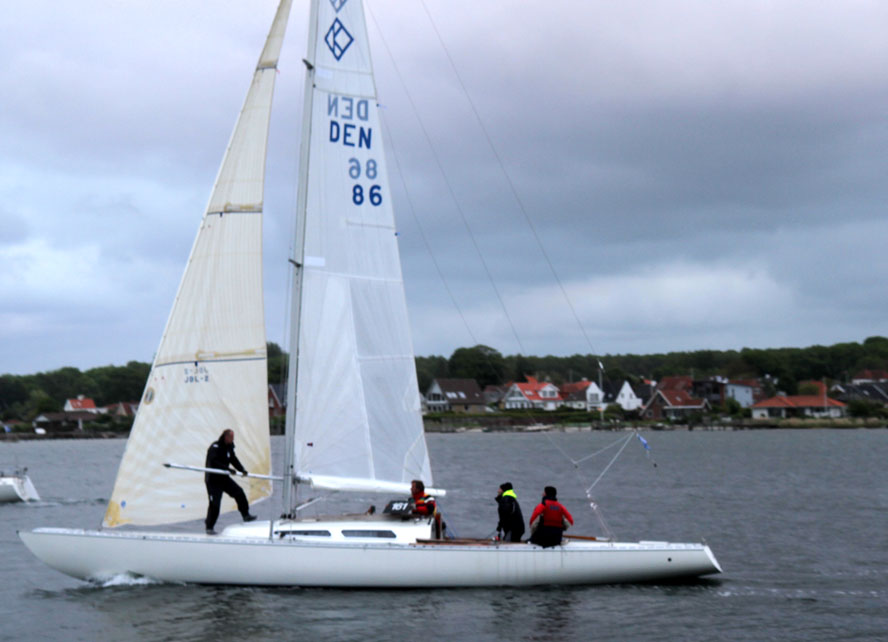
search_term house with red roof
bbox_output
[751,395,846,419]
[63,395,99,414]
[751,380,846,418]
[104,402,139,417]
[559,379,605,412]
[502,376,562,411]
[851,370,888,385]
[642,388,709,420]
[658,375,693,392]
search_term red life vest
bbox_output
[413,492,436,516]
[540,499,567,528]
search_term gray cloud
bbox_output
[2,0,885,374]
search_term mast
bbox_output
[283,0,321,516]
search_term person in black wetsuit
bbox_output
[204,429,256,534]
[495,482,525,542]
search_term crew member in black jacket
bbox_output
[204,429,256,534]
[495,482,525,542]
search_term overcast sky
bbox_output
[2,0,886,375]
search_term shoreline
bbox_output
[1,420,885,441]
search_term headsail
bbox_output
[104,0,293,527]
[288,0,433,494]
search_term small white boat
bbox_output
[20,0,721,586]
[1,469,40,503]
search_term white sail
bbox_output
[290,0,432,488]
[104,0,293,527]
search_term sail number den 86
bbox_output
[349,158,382,206]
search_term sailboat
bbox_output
[20,0,720,586]
[0,468,40,503]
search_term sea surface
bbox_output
[1,429,886,641]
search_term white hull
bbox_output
[19,518,721,587]
[0,475,40,503]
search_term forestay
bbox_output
[290,0,433,490]
[103,0,294,527]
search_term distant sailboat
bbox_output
[1,468,40,503]
[20,0,721,586]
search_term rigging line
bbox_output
[585,432,634,495]
[542,434,581,470]
[372,6,602,453]
[378,109,479,349]
[542,434,617,540]
[572,433,634,466]
[417,0,599,356]
[371,5,553,437]
[367,3,526,356]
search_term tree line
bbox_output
[417,337,888,394]
[2,337,887,422]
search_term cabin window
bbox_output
[342,530,397,538]
[276,530,331,537]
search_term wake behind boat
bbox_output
[20,0,721,586]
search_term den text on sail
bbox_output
[328,95,372,149]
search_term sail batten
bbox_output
[153,356,266,369]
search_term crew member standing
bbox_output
[529,486,574,548]
[495,482,525,542]
[204,429,256,534]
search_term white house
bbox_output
[613,380,643,412]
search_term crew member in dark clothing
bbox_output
[529,486,574,548]
[205,429,256,534]
[495,482,525,542]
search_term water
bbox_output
[2,430,886,641]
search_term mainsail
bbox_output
[287,0,433,493]
[103,0,293,527]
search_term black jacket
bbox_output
[496,491,526,539]
[205,433,246,485]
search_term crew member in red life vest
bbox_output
[411,479,436,516]
[529,486,574,548]
[411,479,442,538]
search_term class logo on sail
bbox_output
[325,18,353,60]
